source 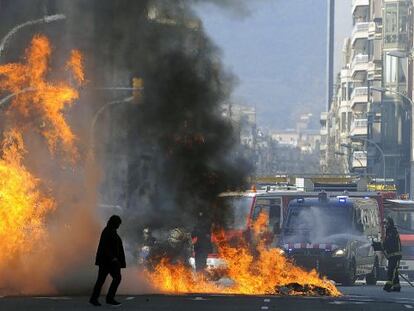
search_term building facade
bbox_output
[321,0,413,194]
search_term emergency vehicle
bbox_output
[207,176,395,282]
[383,199,414,280]
[279,193,381,285]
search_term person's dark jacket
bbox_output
[383,225,402,258]
[95,225,126,268]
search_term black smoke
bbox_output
[0,0,252,258]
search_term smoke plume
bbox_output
[0,0,251,294]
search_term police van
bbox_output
[279,193,382,285]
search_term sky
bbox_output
[194,0,352,131]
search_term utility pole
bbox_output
[326,0,335,111]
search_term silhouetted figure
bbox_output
[382,217,402,292]
[192,212,212,272]
[90,215,126,306]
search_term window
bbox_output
[341,83,347,101]
[341,112,346,132]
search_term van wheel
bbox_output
[366,258,378,286]
[341,259,356,286]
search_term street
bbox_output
[1,282,414,311]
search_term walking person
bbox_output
[90,215,126,306]
[192,212,212,273]
[382,216,402,292]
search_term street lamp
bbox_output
[347,135,386,186]
[0,14,66,58]
[371,86,414,197]
[90,85,144,151]
[339,144,368,177]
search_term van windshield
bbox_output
[216,196,254,230]
[286,205,353,240]
[385,209,414,234]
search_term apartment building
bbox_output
[321,0,413,193]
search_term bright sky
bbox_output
[195,0,352,131]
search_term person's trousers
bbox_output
[386,256,401,288]
[90,264,122,301]
[195,251,208,272]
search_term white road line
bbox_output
[34,297,72,300]
[190,297,208,301]
[125,297,135,300]
[263,299,270,303]
[260,306,269,310]
[404,305,414,309]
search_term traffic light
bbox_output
[132,77,143,103]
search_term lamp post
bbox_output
[371,86,414,197]
[0,14,66,59]
[90,86,144,151]
[339,144,367,177]
[346,136,386,185]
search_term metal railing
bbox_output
[352,22,369,37]
[351,87,368,100]
[352,54,368,67]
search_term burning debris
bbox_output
[145,214,341,297]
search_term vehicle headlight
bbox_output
[278,249,285,256]
[332,248,346,257]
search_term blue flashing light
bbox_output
[339,197,346,203]
[297,198,304,203]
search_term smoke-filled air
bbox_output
[0,0,340,297]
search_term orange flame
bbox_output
[0,130,55,265]
[0,34,84,162]
[0,35,84,293]
[146,213,341,297]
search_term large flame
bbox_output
[0,35,83,162]
[0,35,84,293]
[0,130,55,264]
[146,213,341,297]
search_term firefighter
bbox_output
[138,227,157,266]
[192,212,213,272]
[382,216,402,292]
[147,227,193,269]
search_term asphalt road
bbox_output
[1,282,414,311]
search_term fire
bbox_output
[0,34,83,162]
[146,213,341,297]
[0,130,55,265]
[0,35,84,293]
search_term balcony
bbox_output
[352,151,367,169]
[351,22,369,47]
[352,0,369,18]
[349,118,368,137]
[367,60,382,81]
[351,86,368,105]
[368,21,381,39]
[351,54,368,80]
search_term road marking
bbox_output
[329,301,366,305]
[34,297,72,300]
[125,297,135,301]
[263,299,270,303]
[404,305,414,309]
[190,297,209,301]
[260,306,269,310]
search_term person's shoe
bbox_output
[392,286,401,292]
[89,299,102,306]
[106,299,121,306]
